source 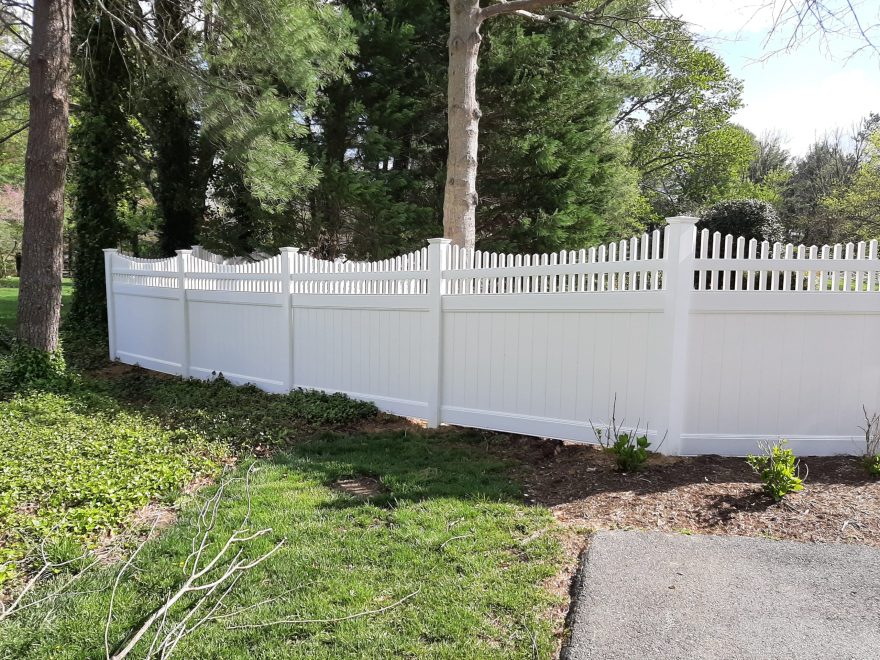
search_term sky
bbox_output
[670,0,880,155]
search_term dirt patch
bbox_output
[485,434,880,548]
[332,475,387,499]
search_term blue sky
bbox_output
[671,0,880,155]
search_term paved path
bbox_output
[564,531,880,660]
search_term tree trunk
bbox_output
[443,0,483,249]
[18,0,72,352]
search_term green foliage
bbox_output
[624,25,749,219]
[0,432,561,657]
[699,199,785,242]
[108,373,378,449]
[0,344,69,393]
[823,129,880,242]
[746,440,806,501]
[608,432,651,472]
[593,414,653,472]
[69,2,137,327]
[138,0,356,255]
[476,16,645,251]
[0,47,28,188]
[0,387,227,586]
[865,455,880,478]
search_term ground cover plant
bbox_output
[0,387,227,586]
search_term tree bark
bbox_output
[18,0,73,352]
[443,0,483,249]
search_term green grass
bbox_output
[0,290,564,657]
[1,429,561,658]
[0,277,73,331]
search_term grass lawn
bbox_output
[0,288,564,657]
[2,429,561,658]
[0,277,73,331]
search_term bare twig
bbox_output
[223,588,421,630]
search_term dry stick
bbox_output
[109,466,283,660]
[224,588,421,630]
[110,530,284,660]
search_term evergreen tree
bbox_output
[70,0,136,326]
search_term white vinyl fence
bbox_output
[104,216,880,456]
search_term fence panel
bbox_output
[104,216,880,456]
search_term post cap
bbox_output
[102,248,119,253]
[279,247,299,253]
[666,216,699,225]
[427,238,453,245]
[175,249,193,255]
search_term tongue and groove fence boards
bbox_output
[103,216,880,456]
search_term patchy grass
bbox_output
[1,431,562,659]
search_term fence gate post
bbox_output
[279,248,297,392]
[661,216,698,455]
[426,238,451,428]
[103,248,118,361]
[176,249,192,378]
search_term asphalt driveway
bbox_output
[564,531,880,660]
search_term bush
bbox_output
[746,440,806,501]
[592,406,654,472]
[699,199,785,243]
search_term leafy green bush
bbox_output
[746,440,806,501]
[592,409,654,472]
[607,432,651,472]
[865,455,880,478]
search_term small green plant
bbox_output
[860,407,880,478]
[746,440,806,501]
[0,343,70,393]
[591,398,657,472]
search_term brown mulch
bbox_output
[482,434,880,548]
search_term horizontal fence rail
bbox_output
[104,217,880,457]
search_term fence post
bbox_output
[176,249,192,378]
[426,238,451,428]
[279,247,297,392]
[660,216,698,455]
[103,249,118,361]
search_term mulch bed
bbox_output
[484,434,880,548]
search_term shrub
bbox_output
[699,199,785,243]
[746,440,806,501]
[592,404,654,472]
